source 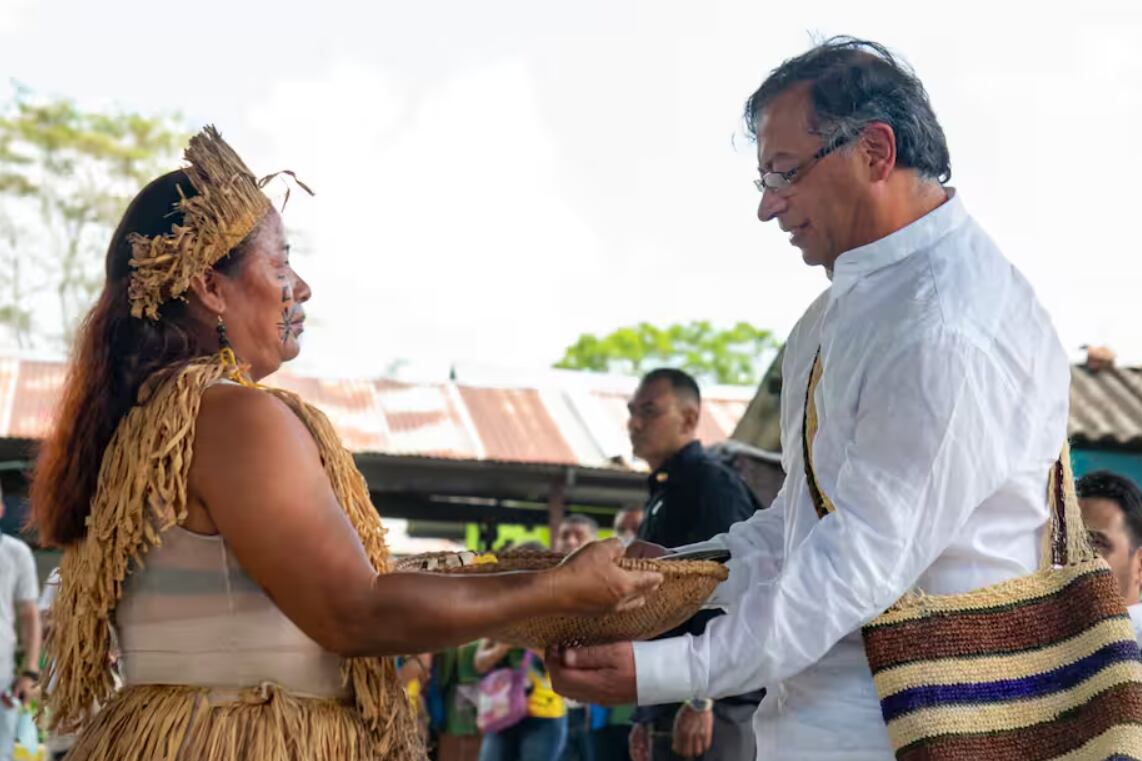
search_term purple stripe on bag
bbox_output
[880,640,1141,722]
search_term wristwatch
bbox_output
[686,697,713,712]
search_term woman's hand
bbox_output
[474,639,514,674]
[547,538,663,616]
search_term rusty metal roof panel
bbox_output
[265,372,389,453]
[0,356,756,466]
[732,356,1142,455]
[457,386,577,464]
[7,360,67,441]
[373,379,480,458]
[1069,365,1142,449]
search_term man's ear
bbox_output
[187,268,227,316]
[1130,545,1142,595]
[681,402,700,436]
[860,122,897,183]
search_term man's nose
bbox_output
[758,188,787,223]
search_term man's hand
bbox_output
[546,641,637,705]
[628,722,650,761]
[11,675,36,704]
[672,702,714,758]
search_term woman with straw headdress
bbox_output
[28,126,661,761]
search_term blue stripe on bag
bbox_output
[880,640,1140,722]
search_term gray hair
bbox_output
[561,514,599,534]
[744,36,951,184]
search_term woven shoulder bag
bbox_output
[802,351,1142,760]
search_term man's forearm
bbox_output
[16,606,41,674]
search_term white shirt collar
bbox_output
[829,188,966,303]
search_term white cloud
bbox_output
[0,0,36,34]
[1,0,1140,375]
[246,57,606,376]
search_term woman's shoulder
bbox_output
[188,383,327,525]
[196,383,319,460]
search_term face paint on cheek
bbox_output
[281,285,290,303]
[276,307,294,344]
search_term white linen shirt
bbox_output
[0,533,39,682]
[1128,604,1142,647]
[633,192,1071,760]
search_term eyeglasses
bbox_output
[753,135,851,193]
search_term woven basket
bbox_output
[395,549,728,649]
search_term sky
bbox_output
[1,0,1139,381]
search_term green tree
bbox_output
[0,208,31,348]
[555,321,777,386]
[0,84,188,346]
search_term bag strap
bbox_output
[800,349,833,520]
[512,649,535,680]
[799,348,1092,570]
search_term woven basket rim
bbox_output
[394,549,726,647]
[394,548,728,579]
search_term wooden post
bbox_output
[547,475,566,547]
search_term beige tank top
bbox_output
[114,525,348,699]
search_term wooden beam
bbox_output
[547,475,566,544]
[370,493,549,525]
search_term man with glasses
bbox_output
[550,37,1071,760]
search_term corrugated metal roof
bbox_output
[373,379,481,458]
[0,357,748,468]
[8,361,68,441]
[731,355,1142,454]
[267,374,391,453]
[458,386,578,464]
[1069,365,1142,449]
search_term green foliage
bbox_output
[0,84,189,346]
[555,320,777,386]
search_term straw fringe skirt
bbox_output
[64,683,409,761]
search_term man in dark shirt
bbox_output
[627,368,763,761]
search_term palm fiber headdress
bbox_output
[126,125,307,320]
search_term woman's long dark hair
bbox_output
[30,170,254,546]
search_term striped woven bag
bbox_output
[802,352,1142,760]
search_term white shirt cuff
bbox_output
[633,636,696,706]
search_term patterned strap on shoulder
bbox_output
[801,349,833,519]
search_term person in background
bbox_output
[474,639,567,761]
[38,569,71,761]
[0,494,40,761]
[429,643,484,761]
[556,516,600,761]
[594,506,646,761]
[556,516,599,557]
[1077,470,1142,642]
[626,368,763,761]
[612,507,645,546]
[397,653,434,744]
